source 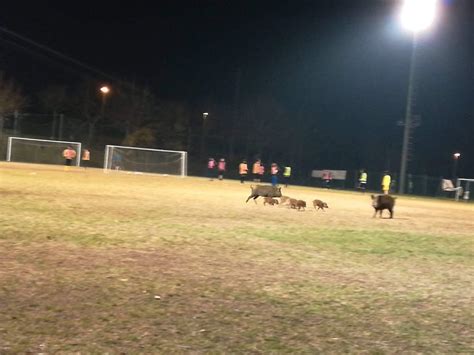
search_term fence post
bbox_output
[50,112,57,139]
[13,111,20,134]
[58,114,64,140]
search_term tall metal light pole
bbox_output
[399,34,418,195]
[452,152,461,180]
[398,0,438,194]
[200,112,209,159]
[87,85,110,145]
[100,85,110,118]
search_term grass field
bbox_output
[0,162,473,353]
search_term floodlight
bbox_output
[400,0,437,33]
[100,86,110,94]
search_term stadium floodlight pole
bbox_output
[398,0,438,194]
[200,112,209,159]
[452,152,461,180]
[100,86,111,118]
[398,33,418,195]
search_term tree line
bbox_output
[0,69,414,178]
[0,71,323,173]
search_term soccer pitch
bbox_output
[0,162,473,353]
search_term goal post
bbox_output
[103,145,187,177]
[7,137,82,167]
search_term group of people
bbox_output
[207,157,292,187]
[206,157,227,181]
[62,146,90,169]
[63,146,392,195]
[358,169,392,194]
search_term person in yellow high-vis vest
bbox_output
[283,165,291,187]
[382,171,391,195]
[358,169,367,191]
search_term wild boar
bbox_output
[313,199,329,211]
[279,196,291,206]
[263,197,279,206]
[289,198,298,209]
[246,185,282,203]
[296,200,306,211]
[371,194,396,218]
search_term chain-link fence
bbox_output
[190,162,470,201]
[1,126,471,201]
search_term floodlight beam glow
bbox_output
[400,0,438,33]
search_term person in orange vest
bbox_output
[270,163,279,186]
[239,159,248,183]
[322,170,333,189]
[217,158,226,180]
[252,159,261,182]
[82,148,91,169]
[207,157,216,180]
[62,146,77,170]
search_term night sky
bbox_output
[1,0,473,178]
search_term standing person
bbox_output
[217,158,226,180]
[283,165,292,187]
[270,163,279,186]
[112,152,122,171]
[358,169,367,191]
[82,148,91,169]
[322,170,333,189]
[252,159,261,182]
[239,159,248,183]
[258,161,265,182]
[62,146,77,170]
[382,171,391,195]
[207,157,216,180]
[407,174,414,194]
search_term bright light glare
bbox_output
[454,153,461,159]
[100,86,110,94]
[400,0,437,33]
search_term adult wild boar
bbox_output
[246,185,282,203]
[371,194,396,218]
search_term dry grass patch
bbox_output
[0,162,473,353]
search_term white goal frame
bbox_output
[7,137,82,167]
[455,178,474,201]
[103,145,187,177]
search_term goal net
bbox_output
[7,137,82,167]
[103,145,187,177]
[455,178,474,201]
